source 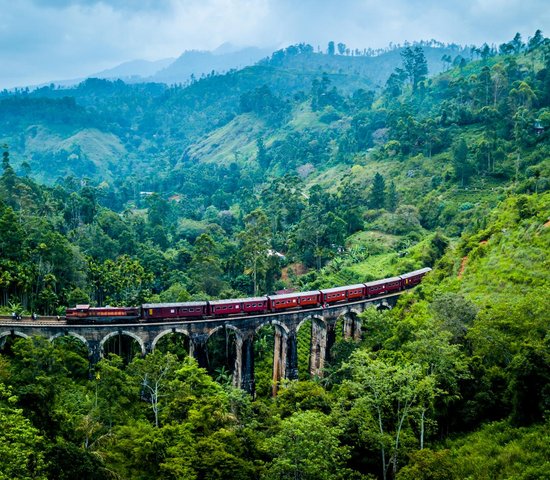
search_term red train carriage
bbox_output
[66,305,140,324]
[345,284,367,300]
[209,297,269,317]
[267,292,301,311]
[400,267,431,288]
[295,291,322,307]
[364,276,402,297]
[364,278,388,297]
[320,286,348,304]
[384,276,403,293]
[141,302,208,321]
[321,284,367,305]
[241,297,269,314]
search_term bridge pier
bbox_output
[233,332,256,395]
[240,335,255,395]
[309,319,327,378]
[325,320,337,363]
[89,340,102,365]
[272,326,288,396]
[190,334,209,369]
[285,332,298,380]
[343,313,362,341]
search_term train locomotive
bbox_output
[65,268,431,324]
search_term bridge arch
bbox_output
[49,332,90,349]
[376,301,391,311]
[100,330,146,357]
[254,319,290,335]
[151,327,191,351]
[346,307,363,317]
[296,315,325,333]
[0,330,30,341]
[207,323,242,340]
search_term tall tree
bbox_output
[129,351,179,428]
[1,148,17,205]
[344,352,436,480]
[238,209,271,296]
[386,181,398,212]
[452,138,472,186]
[527,29,544,51]
[369,172,386,209]
[400,46,428,91]
[190,234,225,296]
[256,137,270,170]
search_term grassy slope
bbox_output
[186,113,266,166]
[454,192,550,304]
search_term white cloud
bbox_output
[0,0,547,89]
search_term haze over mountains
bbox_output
[28,41,462,91]
[41,44,275,88]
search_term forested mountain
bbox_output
[0,40,465,184]
[0,31,549,479]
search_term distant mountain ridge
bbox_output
[89,44,274,85]
[93,58,175,82]
[32,44,275,88]
[149,45,274,84]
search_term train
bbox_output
[65,268,431,324]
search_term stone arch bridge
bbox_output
[0,295,399,395]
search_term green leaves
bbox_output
[263,410,351,480]
[0,384,47,480]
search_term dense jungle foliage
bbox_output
[0,31,549,479]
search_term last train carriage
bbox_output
[65,268,431,324]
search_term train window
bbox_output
[170,309,175,314]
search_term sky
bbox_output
[0,0,548,89]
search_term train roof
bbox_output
[267,290,320,301]
[296,290,322,297]
[209,297,267,306]
[142,302,207,308]
[365,276,401,287]
[267,292,302,300]
[400,267,432,279]
[320,284,364,294]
